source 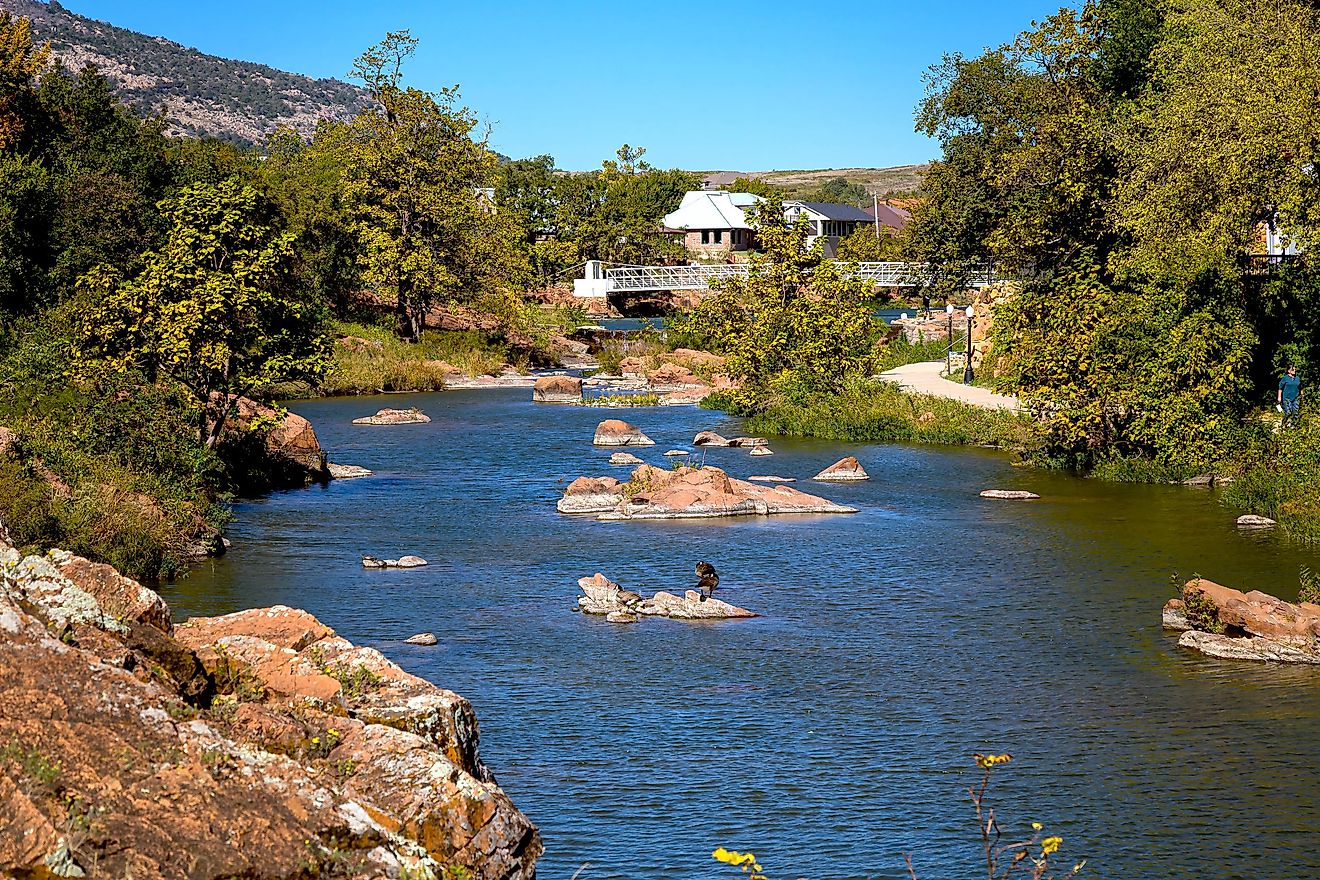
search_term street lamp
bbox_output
[945,303,955,376]
[963,305,975,385]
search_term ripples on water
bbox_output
[171,389,1320,880]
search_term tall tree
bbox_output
[75,179,329,447]
[341,31,520,340]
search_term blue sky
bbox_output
[61,0,1059,170]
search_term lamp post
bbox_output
[945,302,955,376]
[963,305,975,385]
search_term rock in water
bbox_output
[210,393,328,485]
[576,573,756,621]
[592,418,654,446]
[749,446,773,457]
[0,547,541,878]
[395,555,428,568]
[405,632,439,646]
[362,555,428,568]
[565,464,857,521]
[609,452,645,465]
[352,407,431,426]
[1236,514,1277,527]
[1166,578,1320,663]
[693,430,731,447]
[328,462,373,479]
[664,450,690,457]
[532,375,583,403]
[748,475,795,483]
[979,489,1040,500]
[814,456,870,481]
[557,476,625,514]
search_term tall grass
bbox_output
[1221,417,1320,543]
[740,379,1035,448]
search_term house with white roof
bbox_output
[662,191,763,258]
[663,190,879,260]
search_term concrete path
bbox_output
[877,361,1021,411]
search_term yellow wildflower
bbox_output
[1031,822,1043,831]
[974,753,1013,769]
[1041,836,1062,855]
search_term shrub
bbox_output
[1181,580,1225,634]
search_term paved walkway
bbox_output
[877,360,1021,411]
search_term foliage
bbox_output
[1181,580,1225,634]
[672,193,881,409]
[836,224,906,262]
[339,31,525,340]
[724,176,777,197]
[1299,566,1320,606]
[873,336,950,374]
[810,175,869,208]
[1221,415,1320,543]
[312,321,511,396]
[74,179,330,447]
[740,378,1034,449]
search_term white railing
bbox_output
[598,261,1000,292]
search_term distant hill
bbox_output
[2,0,371,146]
[701,165,928,199]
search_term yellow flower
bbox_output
[974,753,1013,769]
[1031,822,1043,831]
[1041,836,1062,855]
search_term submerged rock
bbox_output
[664,449,690,457]
[328,462,373,479]
[609,452,645,466]
[576,573,756,621]
[561,464,856,521]
[352,407,431,426]
[532,374,583,403]
[979,489,1040,500]
[0,549,541,879]
[814,457,869,481]
[748,475,795,483]
[1164,578,1320,664]
[592,418,655,447]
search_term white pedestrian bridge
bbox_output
[573,260,1001,297]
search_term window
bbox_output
[732,230,741,245]
[701,230,710,244]
[714,230,723,244]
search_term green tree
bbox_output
[811,176,869,207]
[725,176,776,197]
[74,179,330,447]
[673,193,881,409]
[340,31,521,339]
[836,224,905,262]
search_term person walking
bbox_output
[1278,365,1302,428]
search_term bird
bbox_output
[695,561,719,602]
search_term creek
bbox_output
[169,388,1320,880]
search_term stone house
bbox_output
[662,191,761,258]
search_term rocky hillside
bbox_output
[0,540,540,878]
[2,0,370,146]
[701,164,928,198]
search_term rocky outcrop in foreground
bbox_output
[557,464,856,520]
[576,573,756,623]
[0,545,540,879]
[1163,578,1320,664]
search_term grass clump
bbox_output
[737,377,1034,448]
[1220,417,1320,543]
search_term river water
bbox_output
[169,389,1320,880]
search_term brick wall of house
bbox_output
[682,229,755,258]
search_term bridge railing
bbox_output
[601,261,1000,292]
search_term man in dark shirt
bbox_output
[1279,366,1302,428]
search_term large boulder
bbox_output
[814,457,869,482]
[0,555,541,879]
[565,465,857,521]
[575,573,756,621]
[556,476,624,514]
[532,375,583,403]
[1164,578,1320,663]
[212,394,328,485]
[592,419,654,447]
